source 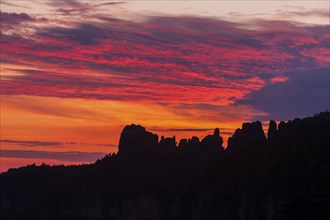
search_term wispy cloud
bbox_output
[1,13,328,107]
[150,126,235,132]
[276,9,329,19]
[97,143,117,147]
[1,1,31,9]
[94,1,126,7]
[48,0,125,16]
[1,150,106,162]
[1,12,34,25]
[150,127,215,132]
[47,0,87,9]
[0,139,76,147]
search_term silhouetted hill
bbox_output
[1,112,330,220]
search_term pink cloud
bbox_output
[270,76,288,84]
[1,13,329,106]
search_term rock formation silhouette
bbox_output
[200,128,224,153]
[1,112,330,220]
[267,120,277,140]
[227,121,266,150]
[118,124,158,156]
[159,136,176,149]
[118,125,224,157]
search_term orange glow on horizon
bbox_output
[1,94,247,171]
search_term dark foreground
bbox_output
[1,112,330,220]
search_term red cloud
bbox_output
[1,15,329,105]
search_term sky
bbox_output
[0,0,329,172]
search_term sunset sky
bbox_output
[1,0,329,172]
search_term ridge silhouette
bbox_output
[117,124,224,157]
[1,112,330,220]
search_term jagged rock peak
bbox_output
[177,128,224,152]
[178,139,188,148]
[227,121,266,149]
[118,124,158,155]
[201,129,224,152]
[241,121,266,140]
[159,136,176,148]
[118,125,225,154]
[268,120,277,140]
[188,136,200,146]
[121,124,146,135]
[213,128,220,137]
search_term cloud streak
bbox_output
[0,139,80,147]
[1,13,328,107]
[0,139,68,147]
[1,150,106,162]
[276,9,330,19]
